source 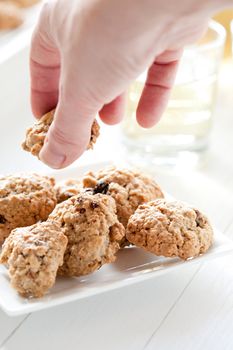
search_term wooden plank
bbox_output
[0,310,27,346]
[144,255,233,350]
[144,218,233,350]
[1,266,198,350]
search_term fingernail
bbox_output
[39,145,66,169]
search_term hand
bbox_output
[30,0,227,168]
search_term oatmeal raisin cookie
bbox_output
[83,166,164,229]
[0,174,57,244]
[0,221,67,298]
[0,2,23,29]
[126,199,213,260]
[49,192,125,277]
[22,109,100,158]
[9,0,41,7]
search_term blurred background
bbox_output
[0,1,233,176]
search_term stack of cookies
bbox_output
[0,166,214,298]
[0,0,41,30]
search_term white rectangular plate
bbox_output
[0,162,233,316]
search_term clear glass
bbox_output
[121,20,226,168]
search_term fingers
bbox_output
[99,93,126,125]
[30,54,60,118]
[30,4,60,118]
[136,49,183,128]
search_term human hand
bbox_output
[30,0,228,168]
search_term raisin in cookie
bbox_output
[0,221,68,298]
[55,179,83,204]
[0,2,23,29]
[83,167,164,228]
[0,174,57,244]
[49,192,125,277]
[126,199,213,260]
[22,109,100,158]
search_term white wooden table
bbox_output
[0,56,233,350]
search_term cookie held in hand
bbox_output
[126,199,213,260]
[22,109,100,159]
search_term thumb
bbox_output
[39,66,101,169]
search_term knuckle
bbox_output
[35,2,56,49]
[37,3,50,31]
[50,125,77,147]
[60,86,101,115]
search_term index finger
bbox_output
[30,5,60,118]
